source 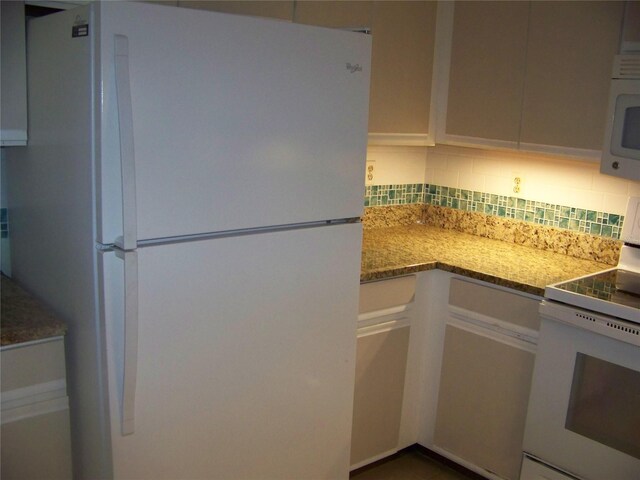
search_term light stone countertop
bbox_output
[1,275,67,347]
[361,224,612,296]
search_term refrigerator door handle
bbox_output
[114,34,138,251]
[115,249,139,436]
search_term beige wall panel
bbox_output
[520,1,624,150]
[446,1,529,142]
[177,1,294,20]
[351,326,410,465]
[293,1,372,28]
[368,1,436,134]
[448,278,540,331]
[434,325,535,480]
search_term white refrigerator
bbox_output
[6,2,370,479]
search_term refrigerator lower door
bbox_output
[100,223,362,479]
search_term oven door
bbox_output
[523,304,640,480]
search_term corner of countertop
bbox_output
[1,274,67,348]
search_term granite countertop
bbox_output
[361,224,612,296]
[0,224,612,344]
[1,275,67,347]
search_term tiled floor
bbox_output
[350,449,480,480]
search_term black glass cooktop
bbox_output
[550,268,640,313]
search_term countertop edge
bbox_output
[360,261,544,297]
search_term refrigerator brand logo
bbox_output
[346,63,363,73]
[71,15,89,38]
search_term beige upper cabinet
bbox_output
[1,0,28,146]
[519,1,624,155]
[177,1,438,146]
[440,1,529,148]
[293,0,372,28]
[437,1,625,159]
[295,1,438,146]
[177,1,294,21]
[368,1,438,145]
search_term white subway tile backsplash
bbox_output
[603,193,632,215]
[483,175,511,197]
[458,170,485,192]
[433,168,460,188]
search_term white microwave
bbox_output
[601,55,640,181]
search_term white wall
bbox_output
[366,146,428,186]
[366,144,640,216]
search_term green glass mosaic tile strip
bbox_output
[424,184,624,239]
[365,183,625,240]
[364,184,425,207]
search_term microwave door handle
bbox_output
[114,34,138,251]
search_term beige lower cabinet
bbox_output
[1,338,72,480]
[351,272,543,479]
[351,324,410,467]
[432,278,540,480]
[351,275,416,469]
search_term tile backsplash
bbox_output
[364,183,425,207]
[366,144,640,240]
[365,183,624,239]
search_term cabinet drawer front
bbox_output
[359,275,416,314]
[449,278,540,331]
[1,339,66,391]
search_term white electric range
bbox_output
[521,197,640,480]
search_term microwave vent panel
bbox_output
[612,55,640,79]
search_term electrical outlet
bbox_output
[513,175,523,194]
[365,161,375,186]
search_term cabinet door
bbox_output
[352,276,416,468]
[441,1,529,147]
[519,1,624,154]
[177,1,294,21]
[368,1,437,143]
[434,323,535,480]
[293,0,371,29]
[1,0,27,146]
[1,339,72,479]
[351,325,410,467]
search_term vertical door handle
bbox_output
[114,34,138,251]
[116,249,139,436]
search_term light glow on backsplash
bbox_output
[424,145,640,215]
[366,144,640,216]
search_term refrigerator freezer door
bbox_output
[100,223,362,479]
[96,2,371,244]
